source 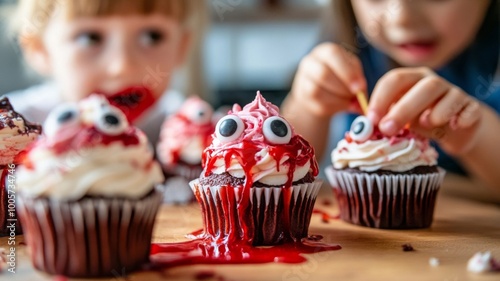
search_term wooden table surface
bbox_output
[2,174,500,281]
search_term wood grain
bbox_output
[1,174,499,281]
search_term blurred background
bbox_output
[0,0,327,107]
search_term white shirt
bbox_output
[4,82,185,145]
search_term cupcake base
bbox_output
[17,189,162,278]
[325,166,445,229]
[190,179,322,246]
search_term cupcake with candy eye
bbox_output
[156,97,215,204]
[325,116,446,229]
[16,95,164,277]
[190,92,321,246]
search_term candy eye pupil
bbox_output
[219,119,238,137]
[271,120,288,137]
[58,111,75,123]
[198,111,205,117]
[104,114,120,126]
[352,122,365,135]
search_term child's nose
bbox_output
[105,46,138,78]
[385,0,419,27]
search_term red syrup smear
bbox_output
[312,209,340,223]
[153,97,339,270]
[149,235,341,268]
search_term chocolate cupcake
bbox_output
[16,95,164,277]
[190,92,322,246]
[0,97,41,237]
[157,97,215,204]
[325,116,445,229]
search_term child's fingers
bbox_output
[378,76,449,135]
[427,87,469,128]
[456,100,481,128]
[298,75,351,116]
[368,67,433,123]
[311,43,366,93]
[300,54,351,98]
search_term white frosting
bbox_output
[467,252,495,273]
[332,137,438,172]
[209,147,311,186]
[179,136,205,165]
[16,135,164,201]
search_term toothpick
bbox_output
[356,91,368,115]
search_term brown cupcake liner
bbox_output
[0,168,22,237]
[189,179,322,246]
[325,166,445,229]
[17,189,162,278]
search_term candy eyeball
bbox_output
[94,106,129,135]
[263,116,292,144]
[44,103,80,137]
[215,115,245,143]
[350,116,374,142]
[187,103,213,125]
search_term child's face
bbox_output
[36,13,190,122]
[351,0,490,68]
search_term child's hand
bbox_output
[368,67,483,155]
[290,43,367,117]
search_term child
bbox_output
[282,0,500,188]
[5,0,207,144]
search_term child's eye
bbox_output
[140,29,165,46]
[75,31,103,47]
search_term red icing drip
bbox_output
[149,236,341,268]
[30,127,140,156]
[312,209,340,223]
[201,135,318,244]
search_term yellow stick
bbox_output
[356,91,368,115]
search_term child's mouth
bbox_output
[397,41,437,59]
[102,87,156,123]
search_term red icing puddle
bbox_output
[312,209,340,223]
[149,234,340,268]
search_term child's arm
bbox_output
[368,67,500,188]
[282,43,366,159]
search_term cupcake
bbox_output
[0,97,41,237]
[16,95,164,277]
[156,97,215,204]
[190,92,322,246]
[325,116,446,229]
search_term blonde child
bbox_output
[282,0,500,188]
[6,0,207,144]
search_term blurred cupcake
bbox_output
[190,92,321,246]
[0,97,41,237]
[16,95,164,277]
[157,97,215,204]
[325,116,445,229]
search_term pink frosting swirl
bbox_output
[224,92,295,145]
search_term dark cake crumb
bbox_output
[402,243,415,252]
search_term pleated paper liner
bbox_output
[325,166,446,229]
[190,179,322,245]
[17,188,162,277]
